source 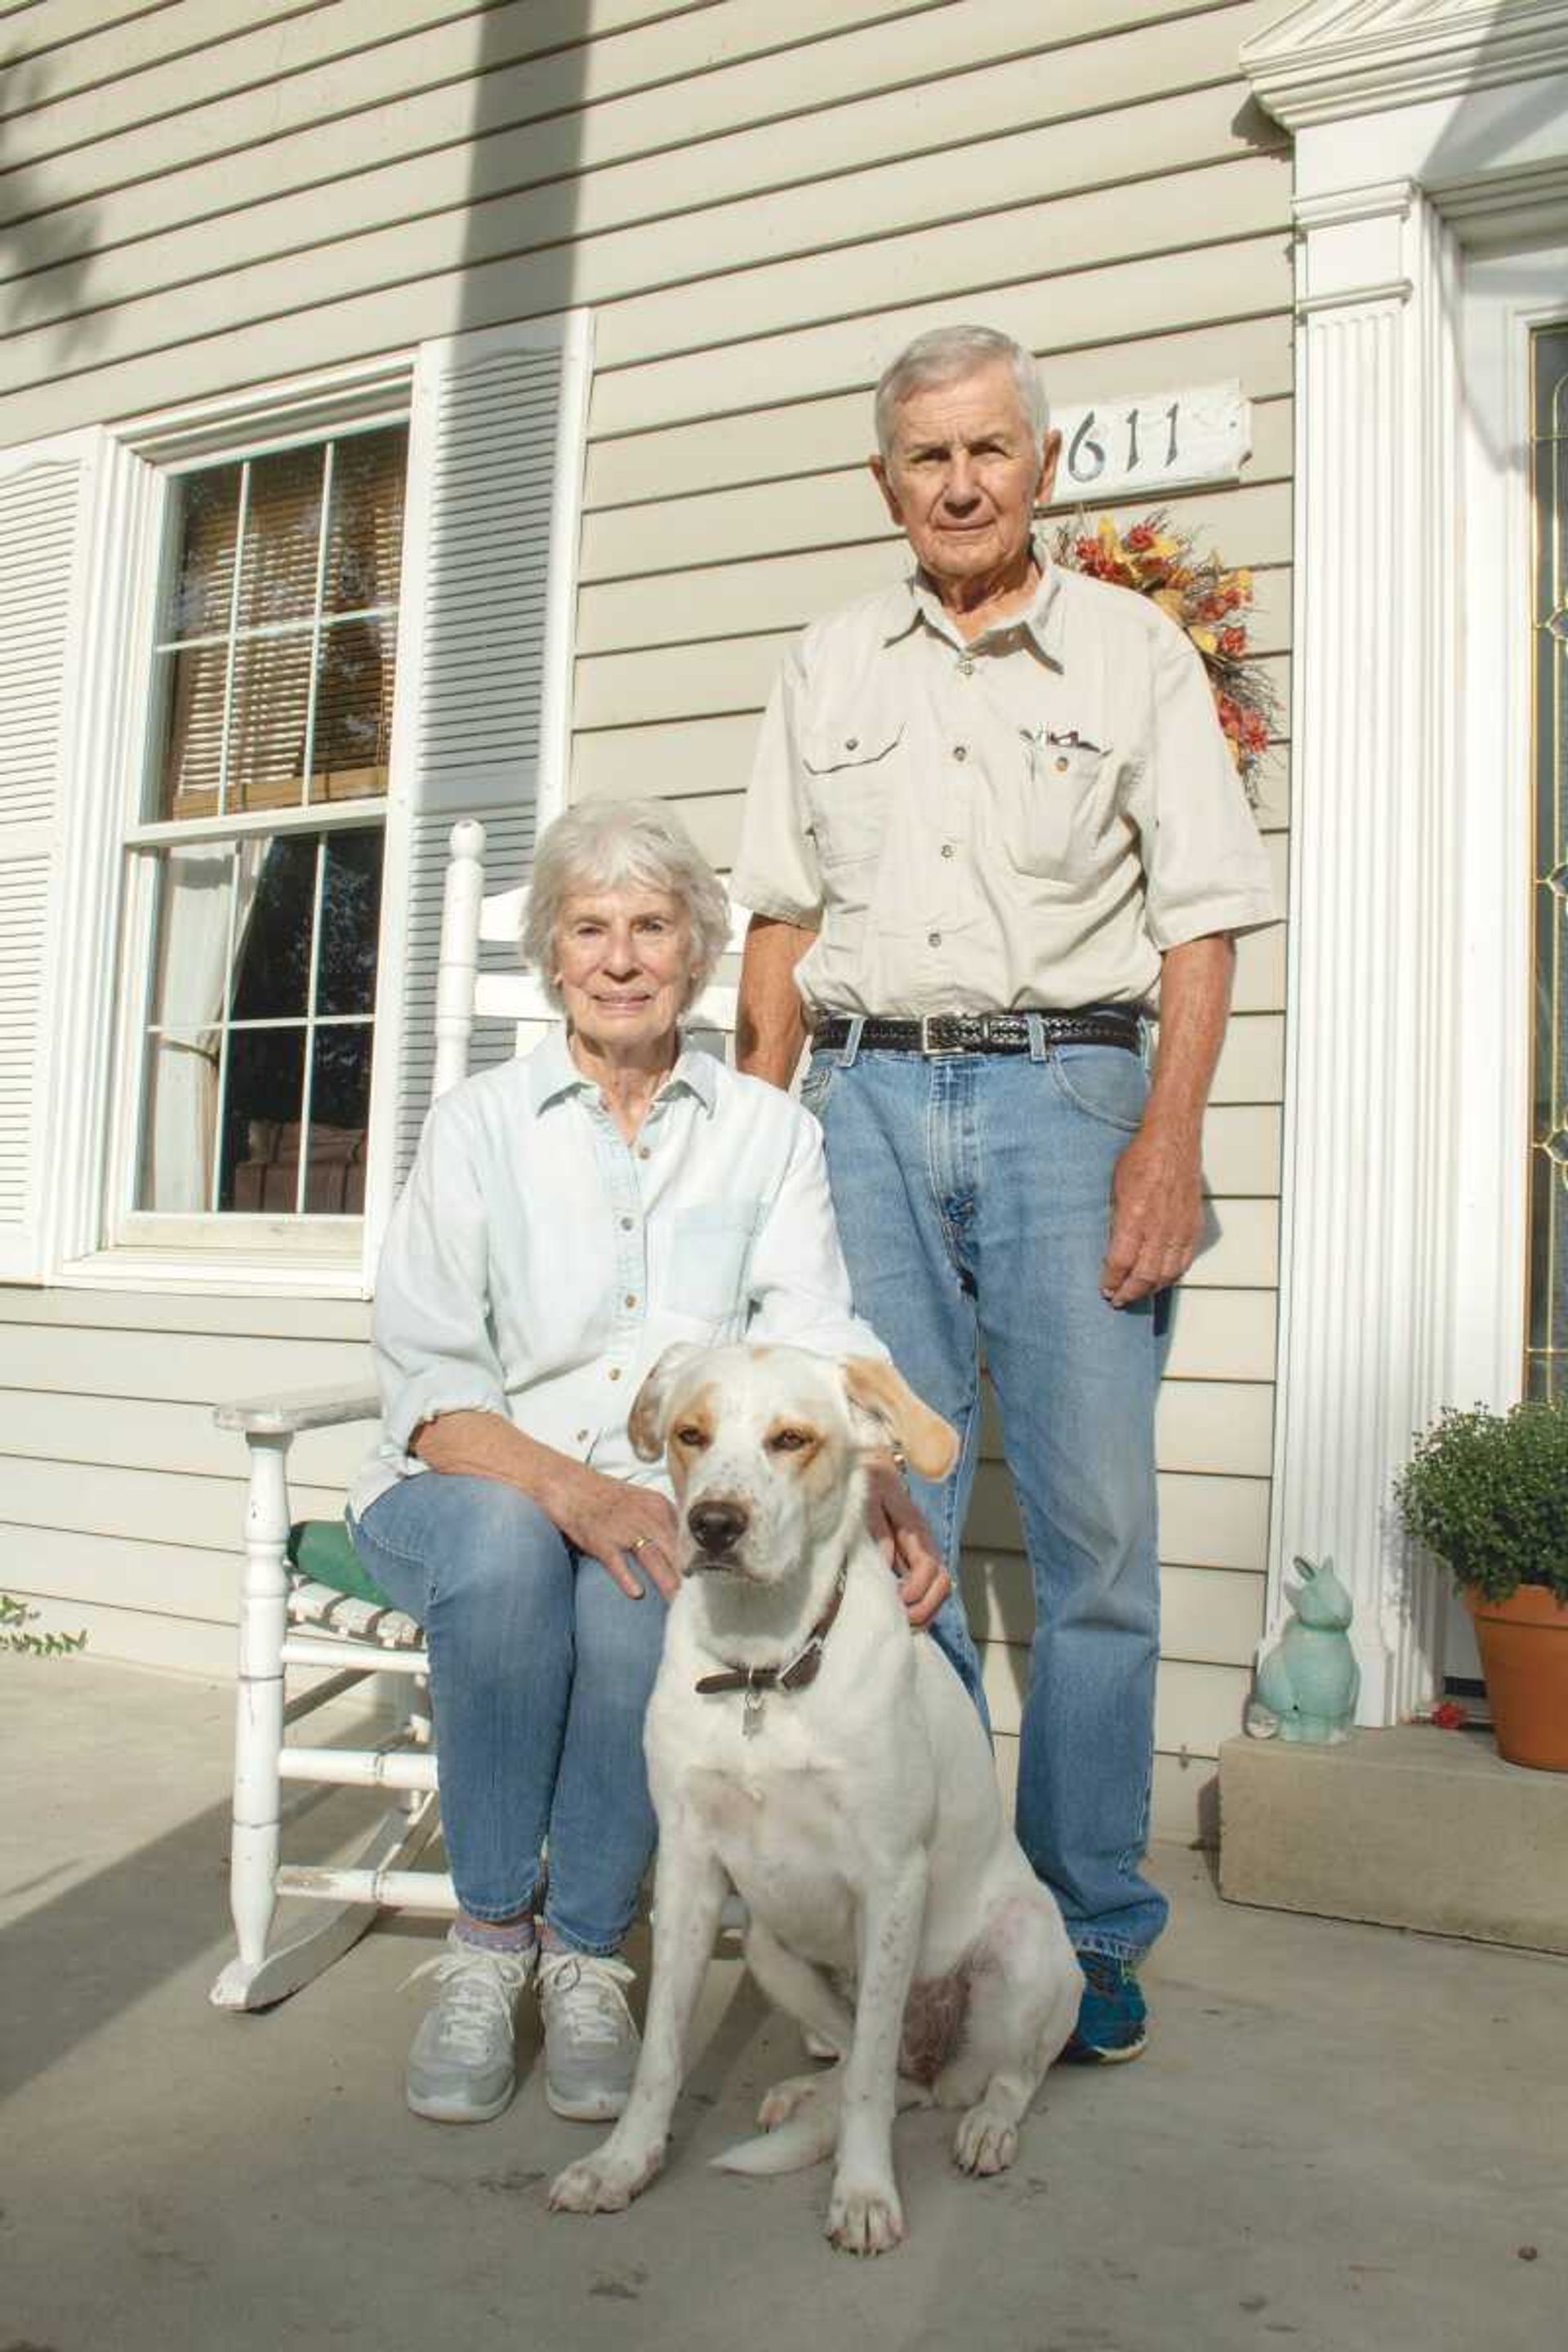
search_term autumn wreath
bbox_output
[1050,510,1277,795]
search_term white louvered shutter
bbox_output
[381,316,592,1199]
[0,435,97,1281]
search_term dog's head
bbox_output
[629,1343,957,1584]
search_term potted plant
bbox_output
[1394,1399,1568,1771]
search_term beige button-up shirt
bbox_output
[731,554,1278,1016]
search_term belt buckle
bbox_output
[919,1013,964,1056]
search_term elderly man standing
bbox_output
[731,324,1277,2062]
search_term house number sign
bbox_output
[1044,381,1250,503]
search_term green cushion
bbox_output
[287,1518,398,1612]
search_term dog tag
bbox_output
[742,1683,764,1738]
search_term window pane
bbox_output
[310,616,396,799]
[147,842,237,1028]
[326,426,408,614]
[226,628,314,815]
[151,640,229,820]
[302,1025,372,1212]
[237,444,325,630]
[145,430,407,830]
[138,1029,220,1210]
[135,830,381,1218]
[317,830,383,1015]
[230,835,318,1021]
[161,464,241,638]
[220,1027,307,1212]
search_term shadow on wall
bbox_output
[0,51,104,358]
[455,0,595,345]
[0,4,604,422]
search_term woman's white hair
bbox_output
[874,324,1049,460]
[521,798,731,1017]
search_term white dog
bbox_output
[548,1343,1082,2256]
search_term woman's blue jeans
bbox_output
[803,1028,1169,1962]
[349,1473,668,1955]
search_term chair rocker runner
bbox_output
[210,818,741,2011]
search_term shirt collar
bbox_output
[883,534,1066,667]
[528,1022,719,1117]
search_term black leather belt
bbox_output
[811,1009,1142,1056]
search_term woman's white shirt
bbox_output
[351,1025,884,1517]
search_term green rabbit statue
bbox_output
[1250,1557,1360,1744]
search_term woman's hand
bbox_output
[412,1410,679,1600]
[546,1462,681,1601]
[865,1454,951,1628]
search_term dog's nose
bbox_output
[688,1499,749,1555]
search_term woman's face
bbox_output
[555,882,695,1063]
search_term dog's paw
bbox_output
[952,2104,1018,2176]
[547,2145,660,2216]
[758,2069,831,2129]
[825,2176,906,2256]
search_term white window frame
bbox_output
[107,408,411,1268]
[46,359,410,1296]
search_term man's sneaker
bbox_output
[1062,1950,1147,2065]
[537,1949,640,2121]
[405,1927,535,2122]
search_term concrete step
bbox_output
[1218,1724,1568,1954]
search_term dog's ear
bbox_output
[840,1357,959,1481]
[627,1342,706,1462]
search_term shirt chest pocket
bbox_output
[1003,734,1109,880]
[662,1199,763,1325]
[800,715,904,874]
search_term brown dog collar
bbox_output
[694,1556,849,1730]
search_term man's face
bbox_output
[871,361,1059,595]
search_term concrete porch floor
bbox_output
[2,1653,1561,2352]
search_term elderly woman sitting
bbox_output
[348,800,946,2128]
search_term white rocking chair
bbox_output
[211,818,741,2010]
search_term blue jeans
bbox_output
[803,1027,1169,1962]
[349,1473,668,1955]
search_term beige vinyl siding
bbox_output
[0,0,1292,1837]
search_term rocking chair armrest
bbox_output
[215,1383,383,1438]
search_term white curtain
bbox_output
[142,840,265,1211]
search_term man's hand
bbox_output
[865,1454,951,1628]
[545,1463,681,1602]
[1099,930,1234,1307]
[1100,1118,1205,1307]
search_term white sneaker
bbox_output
[405,1927,535,2123]
[536,1949,639,2121]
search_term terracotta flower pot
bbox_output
[1463,1584,1568,1772]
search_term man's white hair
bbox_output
[873,325,1049,460]
[521,798,731,1017]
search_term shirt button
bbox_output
[1055,755,1070,773]
[953,745,968,762]
[576,1428,589,1443]
[608,1366,621,1382]
[929,930,942,947]
[637,1146,651,1160]
[844,735,858,751]
[625,1293,637,1308]
[620,1214,635,1230]
[958,657,975,676]
[941,842,955,859]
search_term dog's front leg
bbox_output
[826,1852,928,2256]
[549,1820,727,2217]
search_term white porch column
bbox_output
[1267,181,1463,1723]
